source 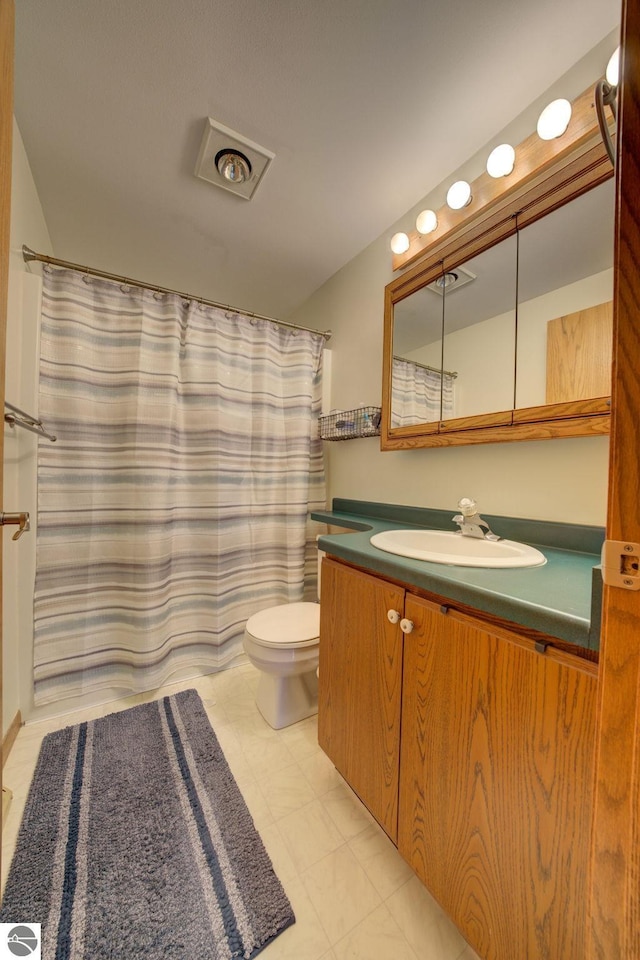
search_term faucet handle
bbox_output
[457,497,478,517]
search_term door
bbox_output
[589,0,640,955]
[0,0,15,859]
[399,596,597,960]
[318,559,405,839]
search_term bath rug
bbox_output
[0,689,294,959]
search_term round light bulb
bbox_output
[215,149,252,183]
[536,99,572,141]
[416,209,438,235]
[486,143,515,178]
[446,180,472,210]
[606,47,620,87]
[390,232,410,255]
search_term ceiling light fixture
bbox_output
[446,180,472,210]
[390,232,410,254]
[416,209,438,235]
[194,118,274,199]
[215,149,252,184]
[536,98,572,140]
[426,265,477,296]
[606,46,620,86]
[596,47,619,167]
[486,143,515,178]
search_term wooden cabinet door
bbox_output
[318,558,404,840]
[398,595,597,960]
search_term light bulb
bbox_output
[606,47,620,87]
[486,143,515,178]
[446,180,472,210]
[536,99,572,140]
[215,149,252,183]
[390,232,410,255]
[416,209,438,235]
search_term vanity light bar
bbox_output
[391,72,616,269]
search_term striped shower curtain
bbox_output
[391,357,455,427]
[33,266,325,706]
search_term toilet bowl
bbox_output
[243,550,323,729]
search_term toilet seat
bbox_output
[245,601,320,648]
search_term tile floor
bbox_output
[2,663,480,960]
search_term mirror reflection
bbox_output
[440,235,517,420]
[391,278,449,428]
[515,178,615,409]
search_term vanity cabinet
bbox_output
[317,559,404,839]
[318,557,597,960]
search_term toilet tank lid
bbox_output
[246,602,320,645]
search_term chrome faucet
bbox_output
[452,498,501,541]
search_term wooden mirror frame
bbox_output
[381,81,615,450]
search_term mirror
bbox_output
[515,178,614,411]
[440,233,518,423]
[382,100,615,449]
[391,274,446,429]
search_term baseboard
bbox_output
[3,710,22,767]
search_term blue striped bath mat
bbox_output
[0,689,295,959]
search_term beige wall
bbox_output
[3,119,52,735]
[290,37,616,527]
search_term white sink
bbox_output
[370,529,546,568]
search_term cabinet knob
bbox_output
[400,618,414,634]
[387,609,401,624]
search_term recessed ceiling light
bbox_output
[426,265,477,296]
[195,119,274,199]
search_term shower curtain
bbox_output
[391,357,455,427]
[33,266,325,706]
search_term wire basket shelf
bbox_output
[318,406,381,441]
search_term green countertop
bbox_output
[311,499,604,652]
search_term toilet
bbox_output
[243,548,323,729]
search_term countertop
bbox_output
[311,499,605,652]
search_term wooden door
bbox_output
[0,0,14,854]
[589,0,640,955]
[399,596,597,960]
[318,559,404,839]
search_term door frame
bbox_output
[588,0,640,955]
[0,0,15,859]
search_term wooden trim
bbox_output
[2,711,22,768]
[437,409,513,432]
[0,0,14,875]
[393,83,614,274]
[512,396,611,424]
[589,2,640,955]
[380,414,610,449]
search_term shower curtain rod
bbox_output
[22,245,332,342]
[393,354,458,379]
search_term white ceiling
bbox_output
[13,0,620,321]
